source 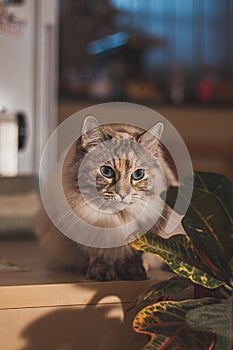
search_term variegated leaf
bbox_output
[186,296,233,350]
[133,298,217,350]
[162,171,233,285]
[131,233,223,289]
[131,276,192,308]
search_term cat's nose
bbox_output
[119,193,127,200]
[117,190,130,200]
[116,182,130,199]
[119,193,132,204]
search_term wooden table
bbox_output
[0,236,174,350]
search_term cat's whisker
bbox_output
[134,198,166,219]
[84,196,112,211]
[80,195,102,205]
[128,201,168,224]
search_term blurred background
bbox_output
[60,0,233,105]
[0,0,232,235]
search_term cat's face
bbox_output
[77,117,165,218]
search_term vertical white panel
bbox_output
[0,113,18,176]
[0,0,36,174]
[35,0,58,173]
[0,0,58,175]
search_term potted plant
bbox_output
[130,171,233,350]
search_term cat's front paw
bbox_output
[116,251,148,281]
[117,263,147,280]
[87,262,117,281]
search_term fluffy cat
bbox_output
[36,116,177,281]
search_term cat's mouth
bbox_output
[114,198,134,212]
[100,199,132,212]
[117,201,130,210]
[97,193,135,213]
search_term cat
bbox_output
[36,116,178,281]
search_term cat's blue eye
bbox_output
[100,165,115,178]
[131,169,145,181]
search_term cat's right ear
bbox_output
[138,122,164,155]
[82,116,107,151]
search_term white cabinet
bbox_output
[0,0,58,175]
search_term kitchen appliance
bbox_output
[0,0,58,175]
[0,110,26,176]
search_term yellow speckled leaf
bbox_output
[131,233,223,289]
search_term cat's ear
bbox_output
[82,115,107,151]
[138,122,163,154]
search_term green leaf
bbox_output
[131,276,192,307]
[193,172,233,218]
[163,172,233,285]
[183,188,233,283]
[186,297,233,350]
[133,298,217,350]
[131,233,223,289]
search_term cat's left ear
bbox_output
[138,122,163,155]
[82,115,107,151]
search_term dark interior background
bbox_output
[59,0,233,105]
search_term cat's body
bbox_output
[36,117,178,280]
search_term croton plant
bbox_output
[130,172,233,350]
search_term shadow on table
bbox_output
[19,283,149,350]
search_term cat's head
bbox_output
[76,116,166,218]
